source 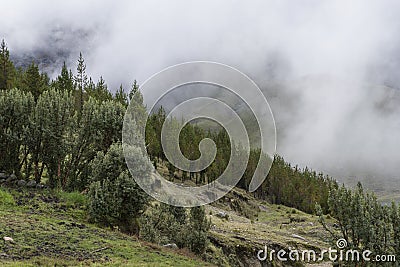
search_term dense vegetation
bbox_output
[1,39,399,265]
[317,182,400,263]
[0,39,209,255]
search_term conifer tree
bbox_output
[23,62,45,101]
[128,80,147,129]
[87,76,112,101]
[0,39,15,90]
[74,52,88,115]
[55,62,74,92]
[115,84,128,107]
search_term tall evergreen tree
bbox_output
[129,79,139,101]
[74,52,88,115]
[115,84,128,107]
[87,76,112,101]
[0,39,15,90]
[23,62,44,101]
[128,80,147,129]
[55,62,74,92]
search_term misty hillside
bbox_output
[2,39,400,266]
[10,43,400,200]
[10,26,94,76]
[2,1,400,266]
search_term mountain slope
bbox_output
[0,188,213,267]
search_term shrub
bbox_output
[188,206,210,254]
[140,203,189,248]
[140,203,210,255]
[87,142,151,235]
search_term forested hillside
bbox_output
[1,39,399,266]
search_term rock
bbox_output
[0,172,7,180]
[215,211,229,220]
[3,236,14,243]
[26,180,37,188]
[291,234,306,241]
[16,180,27,187]
[5,175,16,184]
[36,184,47,189]
[163,243,178,249]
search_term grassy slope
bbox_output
[206,188,336,266]
[0,188,213,267]
[0,185,338,267]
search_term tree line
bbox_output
[146,109,335,214]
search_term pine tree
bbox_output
[74,52,88,115]
[87,76,112,101]
[115,84,128,107]
[23,62,45,101]
[0,39,15,90]
[55,62,74,92]
[128,80,147,130]
[129,79,139,101]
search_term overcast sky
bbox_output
[1,0,400,190]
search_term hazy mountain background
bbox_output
[2,0,400,198]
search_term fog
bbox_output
[1,0,400,192]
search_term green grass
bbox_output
[0,186,338,266]
[0,188,213,267]
[0,188,15,206]
[56,190,88,208]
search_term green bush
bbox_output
[87,142,151,235]
[0,188,15,206]
[140,203,210,255]
[140,203,189,248]
[188,206,210,254]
